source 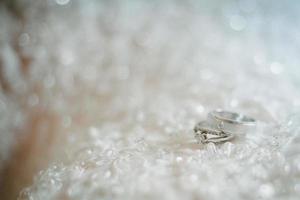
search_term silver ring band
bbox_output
[207,110,256,135]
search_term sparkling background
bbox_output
[0,0,300,200]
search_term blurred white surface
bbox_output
[1,0,300,200]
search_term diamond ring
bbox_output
[194,121,234,144]
[194,110,256,144]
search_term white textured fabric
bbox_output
[1,1,300,200]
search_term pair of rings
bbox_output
[194,110,256,144]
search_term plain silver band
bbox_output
[207,110,256,135]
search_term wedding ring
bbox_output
[194,121,235,144]
[207,109,256,135]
